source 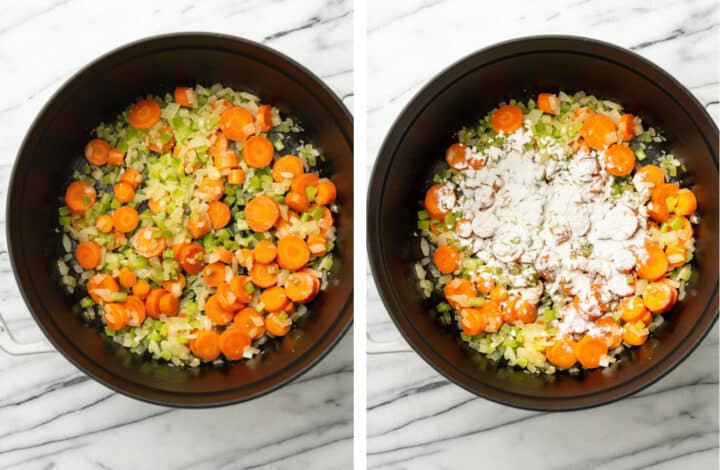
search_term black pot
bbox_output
[6,33,353,407]
[367,36,718,410]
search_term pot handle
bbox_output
[366,331,412,354]
[0,313,55,355]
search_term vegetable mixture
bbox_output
[416,91,698,374]
[58,84,338,367]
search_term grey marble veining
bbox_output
[366,0,719,468]
[0,1,353,469]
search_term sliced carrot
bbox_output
[285,272,316,303]
[490,285,508,303]
[618,114,636,141]
[249,262,279,288]
[202,262,228,287]
[604,143,635,176]
[107,148,125,166]
[444,278,477,310]
[112,206,139,233]
[216,282,245,312]
[265,312,292,337]
[87,274,119,304]
[191,330,221,361]
[433,245,460,274]
[158,292,179,317]
[306,233,328,257]
[213,150,239,172]
[255,104,274,132]
[546,339,577,369]
[234,307,266,339]
[229,275,255,304]
[65,181,96,215]
[132,279,151,300]
[219,328,251,360]
[574,335,608,369]
[253,240,277,264]
[213,246,235,265]
[480,300,504,332]
[120,168,143,189]
[207,201,231,229]
[277,236,310,271]
[174,87,196,107]
[596,317,623,349]
[188,213,211,239]
[286,191,310,213]
[445,143,468,169]
[490,104,523,134]
[537,93,560,115]
[177,243,206,275]
[104,303,128,331]
[675,189,697,216]
[113,182,136,203]
[113,231,126,250]
[316,179,337,206]
[516,299,537,323]
[145,288,167,318]
[622,322,649,346]
[161,274,186,297]
[76,241,102,270]
[290,173,320,196]
[637,244,668,281]
[243,135,274,168]
[648,183,679,223]
[272,155,304,182]
[85,139,110,166]
[209,131,228,157]
[245,195,280,232]
[220,106,255,142]
[128,99,161,130]
[205,295,234,325]
[642,279,677,313]
[260,286,289,312]
[228,168,245,185]
[124,295,147,327]
[95,214,114,233]
[617,296,648,323]
[581,114,617,150]
[236,248,254,270]
[196,177,225,203]
[665,244,688,268]
[635,164,664,188]
[475,274,494,296]
[118,267,137,288]
[457,308,484,335]
[300,268,321,300]
[424,184,455,220]
[132,227,166,258]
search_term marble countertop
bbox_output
[366,0,719,468]
[0,1,352,469]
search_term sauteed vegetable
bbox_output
[415,91,697,374]
[58,84,338,367]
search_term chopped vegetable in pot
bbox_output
[57,83,339,367]
[415,91,697,374]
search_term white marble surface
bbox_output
[0,1,352,469]
[367,0,719,468]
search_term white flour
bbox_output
[452,122,649,339]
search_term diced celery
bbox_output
[111,292,128,302]
[80,297,95,309]
[437,302,452,313]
